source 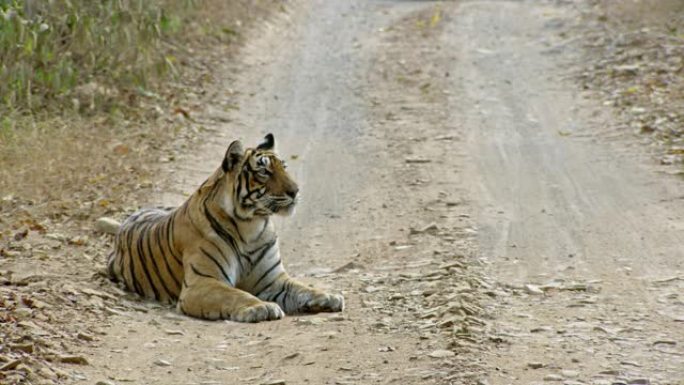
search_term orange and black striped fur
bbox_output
[107,134,344,322]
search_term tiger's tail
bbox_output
[95,217,121,235]
[96,217,122,280]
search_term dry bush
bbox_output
[0,0,280,219]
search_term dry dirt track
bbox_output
[75,1,684,384]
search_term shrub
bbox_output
[0,0,192,115]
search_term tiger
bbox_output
[106,134,344,322]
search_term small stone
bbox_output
[295,317,325,325]
[59,355,89,365]
[68,235,89,246]
[104,307,128,317]
[95,381,116,385]
[428,349,455,358]
[543,374,564,381]
[363,286,380,293]
[561,370,579,378]
[154,359,172,367]
[95,218,120,235]
[164,329,185,336]
[525,284,544,295]
[527,362,544,369]
[261,381,286,385]
[627,379,650,385]
[77,332,94,341]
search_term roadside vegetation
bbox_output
[0,0,274,204]
[1,0,187,116]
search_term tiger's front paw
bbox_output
[232,302,284,323]
[301,293,345,313]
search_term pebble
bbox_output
[543,374,564,381]
[77,332,94,341]
[261,380,286,385]
[428,349,455,358]
[59,355,89,365]
[295,317,325,325]
[363,286,381,293]
[153,359,172,367]
[405,157,431,164]
[164,329,185,336]
[525,284,544,295]
[561,370,579,378]
[95,381,116,385]
[527,362,544,369]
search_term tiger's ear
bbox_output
[222,140,244,173]
[256,133,275,151]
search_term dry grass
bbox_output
[0,0,280,229]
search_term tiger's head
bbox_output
[220,134,299,220]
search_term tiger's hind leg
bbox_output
[256,272,344,315]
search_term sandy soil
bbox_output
[1,1,683,385]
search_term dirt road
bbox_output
[70,0,683,384]
[449,2,684,385]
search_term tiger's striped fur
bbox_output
[107,134,344,322]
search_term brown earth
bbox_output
[1,1,683,385]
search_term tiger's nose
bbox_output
[286,187,299,199]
